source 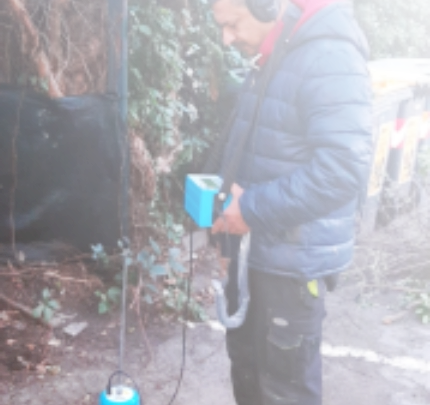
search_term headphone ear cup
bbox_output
[246,0,280,22]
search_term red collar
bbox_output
[257,19,285,67]
[290,0,340,35]
[257,0,341,67]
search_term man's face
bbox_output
[212,0,275,56]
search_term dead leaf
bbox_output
[46,365,61,375]
[17,356,30,369]
[17,251,26,263]
[0,312,10,322]
[36,364,46,374]
[48,338,61,347]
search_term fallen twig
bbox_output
[43,271,101,286]
[0,292,52,328]
[382,302,421,325]
[364,283,430,295]
[130,268,154,362]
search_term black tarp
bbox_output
[0,86,122,251]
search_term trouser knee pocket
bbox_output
[266,325,321,383]
[266,319,302,380]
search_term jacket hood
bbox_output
[289,0,369,58]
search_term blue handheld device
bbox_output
[185,174,230,227]
[100,386,140,405]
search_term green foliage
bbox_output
[403,280,430,324]
[129,0,224,162]
[414,293,430,325]
[163,275,208,322]
[417,146,430,179]
[134,240,206,321]
[355,0,430,59]
[18,75,50,93]
[149,210,186,245]
[91,243,110,267]
[129,2,187,146]
[95,287,121,315]
[32,288,61,323]
[92,240,207,321]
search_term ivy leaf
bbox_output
[114,273,123,284]
[138,250,150,268]
[40,78,49,92]
[150,265,169,279]
[169,248,181,259]
[42,288,51,300]
[171,261,187,273]
[107,287,121,302]
[92,243,104,254]
[145,284,158,294]
[32,304,44,319]
[43,306,54,322]
[98,301,109,315]
[143,294,153,305]
[48,299,61,311]
[150,238,161,256]
[139,25,152,36]
[125,256,133,268]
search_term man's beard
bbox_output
[235,43,257,57]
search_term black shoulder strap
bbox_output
[214,5,302,214]
[202,78,247,175]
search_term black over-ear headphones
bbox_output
[246,0,281,22]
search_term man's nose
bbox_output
[222,29,235,46]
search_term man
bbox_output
[209,0,373,404]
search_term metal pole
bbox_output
[108,0,129,237]
[107,0,129,382]
[107,0,128,115]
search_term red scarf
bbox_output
[257,0,341,66]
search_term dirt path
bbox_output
[2,272,430,405]
[0,211,430,405]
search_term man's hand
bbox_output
[212,183,250,235]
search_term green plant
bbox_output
[162,247,207,321]
[133,240,207,321]
[95,287,121,315]
[91,243,110,267]
[128,0,247,235]
[136,239,206,320]
[414,293,430,324]
[163,276,208,322]
[32,288,61,323]
[404,279,430,324]
[92,239,207,321]
[354,0,430,59]
[129,3,187,144]
[17,75,50,93]
[417,146,430,180]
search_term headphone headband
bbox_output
[246,0,281,22]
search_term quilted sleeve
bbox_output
[239,48,373,234]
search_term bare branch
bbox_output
[0,292,52,328]
[7,0,63,98]
[47,0,70,76]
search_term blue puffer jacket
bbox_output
[221,1,373,280]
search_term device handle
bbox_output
[107,370,139,395]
